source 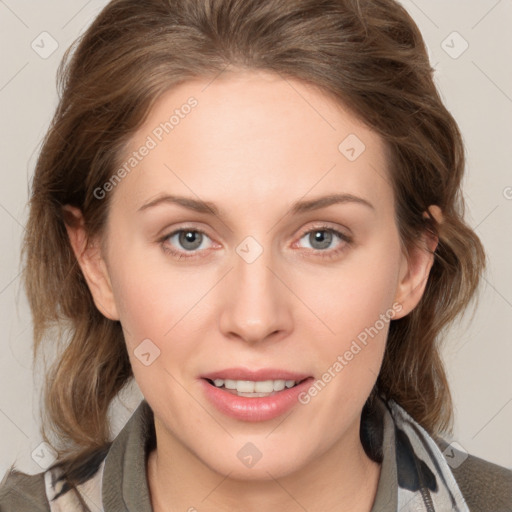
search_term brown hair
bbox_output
[19,0,484,498]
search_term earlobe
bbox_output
[62,205,120,321]
[392,205,442,319]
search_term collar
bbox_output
[102,399,155,511]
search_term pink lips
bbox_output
[199,367,314,422]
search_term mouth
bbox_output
[203,377,310,398]
[200,373,315,421]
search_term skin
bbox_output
[65,69,439,512]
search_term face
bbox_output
[70,69,434,481]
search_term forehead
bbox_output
[112,69,393,215]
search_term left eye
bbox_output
[296,227,349,251]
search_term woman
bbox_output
[1,0,510,511]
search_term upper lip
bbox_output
[201,367,312,382]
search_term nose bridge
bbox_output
[218,237,291,343]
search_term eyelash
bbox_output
[159,224,353,261]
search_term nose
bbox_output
[218,245,294,346]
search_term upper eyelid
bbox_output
[297,223,349,237]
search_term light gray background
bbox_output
[0,0,511,476]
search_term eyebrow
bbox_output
[137,192,375,217]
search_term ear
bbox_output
[392,205,442,320]
[62,205,119,321]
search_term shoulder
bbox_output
[451,453,512,511]
[435,438,512,511]
[0,467,50,512]
[0,455,107,512]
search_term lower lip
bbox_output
[200,377,314,422]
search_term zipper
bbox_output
[419,484,435,512]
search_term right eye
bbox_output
[160,228,215,259]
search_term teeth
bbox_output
[211,379,297,392]
[224,379,236,389]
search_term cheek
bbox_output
[108,252,216,380]
[109,262,202,402]
[300,241,400,337]
[292,235,401,386]
[108,243,198,338]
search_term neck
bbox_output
[147,418,381,512]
